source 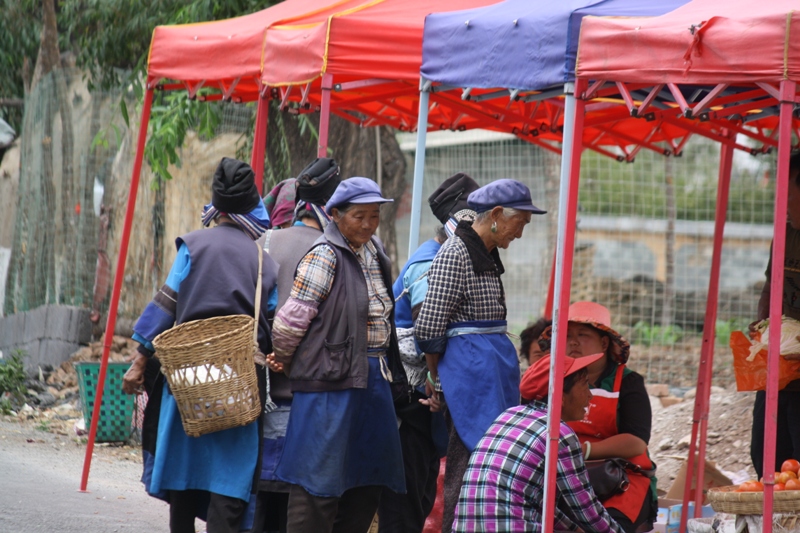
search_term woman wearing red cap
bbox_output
[452,353,622,533]
[562,301,656,533]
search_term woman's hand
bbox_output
[122,352,148,395]
[419,380,442,412]
[266,352,284,373]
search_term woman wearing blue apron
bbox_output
[415,179,547,533]
[270,178,406,533]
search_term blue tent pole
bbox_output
[408,78,431,257]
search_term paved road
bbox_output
[0,418,176,532]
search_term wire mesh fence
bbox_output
[3,68,778,388]
[398,132,775,388]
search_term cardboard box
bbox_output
[665,457,732,504]
[667,502,715,525]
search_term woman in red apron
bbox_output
[565,301,657,533]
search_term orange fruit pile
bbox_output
[737,459,800,492]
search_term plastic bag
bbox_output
[730,330,800,391]
[748,316,800,360]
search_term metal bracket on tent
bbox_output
[616,82,636,115]
[461,87,472,100]
[583,80,606,100]
[666,83,691,118]
[465,89,511,102]
[220,78,241,101]
[185,80,206,100]
[299,83,312,108]
[522,88,564,103]
[334,78,394,92]
[632,85,666,117]
[687,84,729,119]
[755,82,782,102]
[666,132,693,157]
[279,86,293,110]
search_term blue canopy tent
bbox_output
[414,0,690,530]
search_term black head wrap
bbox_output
[428,172,480,224]
[211,157,260,214]
[296,157,341,205]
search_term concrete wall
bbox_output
[0,305,91,375]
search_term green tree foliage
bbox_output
[0,0,42,132]
[59,0,270,92]
[58,0,275,184]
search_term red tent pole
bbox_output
[80,86,155,492]
[543,248,556,319]
[250,91,269,195]
[679,132,733,532]
[542,79,586,533]
[318,74,333,157]
[762,79,796,533]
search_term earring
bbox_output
[491,221,497,233]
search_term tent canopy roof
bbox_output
[259,0,502,87]
[420,0,687,92]
[146,0,360,99]
[576,0,800,85]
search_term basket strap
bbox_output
[254,240,278,415]
[253,239,263,346]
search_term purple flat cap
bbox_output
[467,179,546,214]
[325,177,393,215]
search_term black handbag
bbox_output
[585,458,655,502]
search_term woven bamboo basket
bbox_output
[707,485,800,515]
[153,314,261,437]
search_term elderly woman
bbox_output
[270,177,405,533]
[564,301,656,533]
[453,353,622,533]
[122,158,279,533]
[415,178,546,533]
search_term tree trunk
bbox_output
[30,0,60,91]
[264,106,407,275]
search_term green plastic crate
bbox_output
[75,362,134,443]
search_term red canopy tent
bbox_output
[558,2,800,532]
[80,0,508,492]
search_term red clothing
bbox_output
[568,364,654,523]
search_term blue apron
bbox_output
[149,382,259,502]
[274,357,405,497]
[439,320,520,451]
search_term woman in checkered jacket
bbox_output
[415,179,546,533]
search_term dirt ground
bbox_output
[11,336,760,504]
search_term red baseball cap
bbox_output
[520,352,604,400]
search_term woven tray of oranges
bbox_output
[707,460,800,515]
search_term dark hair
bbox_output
[519,318,552,361]
[295,206,314,221]
[563,368,588,395]
[435,225,447,242]
[791,151,800,186]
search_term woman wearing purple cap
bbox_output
[415,178,546,533]
[270,177,406,533]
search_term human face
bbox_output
[561,372,592,422]
[528,342,547,366]
[493,211,532,249]
[787,172,800,230]
[566,322,609,359]
[332,203,381,247]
